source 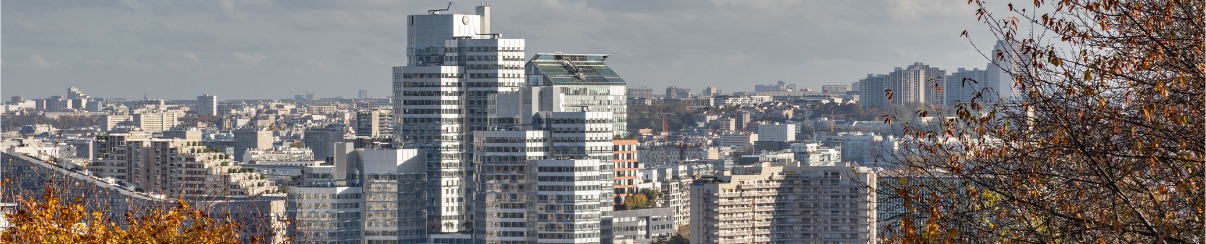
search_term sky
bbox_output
[2,0,1004,100]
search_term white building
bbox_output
[756,123,796,142]
[392,4,525,232]
[690,160,877,244]
[287,146,428,244]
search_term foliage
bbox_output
[628,103,696,133]
[619,188,664,210]
[879,0,1203,243]
[1,187,244,243]
[621,194,649,211]
[652,233,689,244]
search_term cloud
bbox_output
[184,52,199,62]
[232,52,266,66]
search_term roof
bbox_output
[527,53,626,85]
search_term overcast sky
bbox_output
[2,0,1003,100]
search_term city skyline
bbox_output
[4,0,1000,100]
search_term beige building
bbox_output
[690,160,877,244]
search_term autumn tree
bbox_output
[878,0,1203,243]
[2,186,245,243]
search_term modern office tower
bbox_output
[627,88,654,99]
[531,159,607,243]
[10,96,23,104]
[613,139,640,201]
[690,161,877,244]
[234,129,274,162]
[361,149,429,244]
[526,53,629,134]
[472,130,549,244]
[197,94,218,116]
[702,86,722,97]
[356,110,393,137]
[288,145,428,244]
[359,90,369,99]
[305,127,345,163]
[470,109,617,244]
[945,68,990,107]
[756,122,796,142]
[288,186,363,243]
[393,3,521,234]
[665,86,691,99]
[858,62,946,108]
[822,85,850,94]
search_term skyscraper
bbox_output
[359,90,369,99]
[393,3,524,235]
[197,94,217,116]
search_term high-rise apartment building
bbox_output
[690,161,877,244]
[702,86,722,97]
[197,94,217,116]
[858,62,946,108]
[945,68,989,107]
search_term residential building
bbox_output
[821,85,850,94]
[197,94,217,116]
[613,140,640,200]
[858,62,946,108]
[356,110,393,137]
[944,68,989,107]
[666,87,691,99]
[756,123,796,142]
[690,160,877,244]
[627,88,654,99]
[702,87,722,97]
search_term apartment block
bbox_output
[690,161,877,244]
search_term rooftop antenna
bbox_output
[429,2,453,14]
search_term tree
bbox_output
[622,194,649,210]
[2,187,244,243]
[879,0,1202,243]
